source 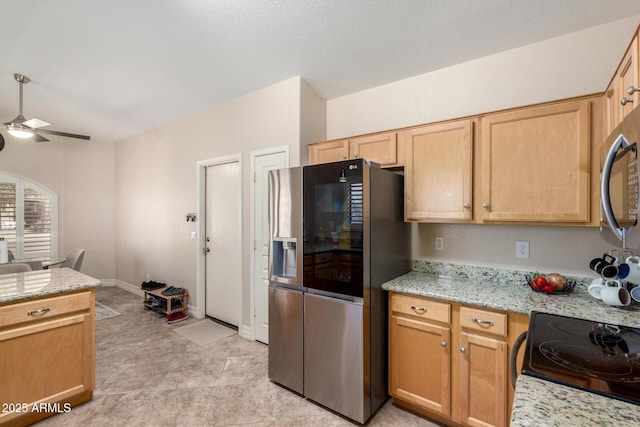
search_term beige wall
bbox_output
[115,76,325,329]
[327,16,640,139]
[327,16,640,276]
[300,78,327,163]
[0,139,116,279]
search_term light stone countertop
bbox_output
[382,261,640,426]
[512,376,640,426]
[0,267,101,305]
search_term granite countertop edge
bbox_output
[0,268,102,305]
[383,261,640,426]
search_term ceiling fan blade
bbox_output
[32,132,49,142]
[23,118,50,128]
[36,129,90,140]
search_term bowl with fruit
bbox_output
[525,272,576,294]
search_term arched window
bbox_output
[0,173,58,259]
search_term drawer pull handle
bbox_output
[27,307,51,316]
[410,305,427,314]
[472,316,494,326]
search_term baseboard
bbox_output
[98,278,116,287]
[238,324,253,340]
[113,279,144,297]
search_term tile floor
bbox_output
[35,286,439,426]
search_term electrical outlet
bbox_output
[516,241,529,259]
[435,237,444,251]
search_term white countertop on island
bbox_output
[0,267,101,304]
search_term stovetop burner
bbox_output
[523,312,640,406]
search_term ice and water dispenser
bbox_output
[271,239,298,281]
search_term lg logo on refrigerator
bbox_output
[349,164,358,170]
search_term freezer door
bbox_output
[268,286,303,394]
[304,292,366,423]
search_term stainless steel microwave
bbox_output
[601,107,640,248]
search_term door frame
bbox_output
[249,145,289,341]
[196,153,243,321]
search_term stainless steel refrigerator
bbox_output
[268,159,410,424]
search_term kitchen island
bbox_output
[0,268,100,426]
[382,261,640,427]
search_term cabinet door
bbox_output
[403,120,473,221]
[349,132,398,166]
[0,312,94,425]
[480,100,590,222]
[459,332,507,427]
[619,35,638,120]
[604,80,619,137]
[390,314,451,416]
[309,139,349,165]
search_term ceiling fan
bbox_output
[0,73,91,151]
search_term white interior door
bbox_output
[252,149,287,343]
[205,161,241,326]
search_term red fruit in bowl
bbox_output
[534,276,548,289]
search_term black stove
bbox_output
[522,312,640,406]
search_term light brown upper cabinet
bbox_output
[308,131,403,168]
[480,100,591,223]
[308,139,349,164]
[605,31,639,135]
[402,120,473,222]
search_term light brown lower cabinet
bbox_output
[389,292,528,427]
[0,290,95,426]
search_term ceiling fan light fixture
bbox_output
[7,124,34,139]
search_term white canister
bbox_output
[0,238,8,263]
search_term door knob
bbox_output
[202,247,210,255]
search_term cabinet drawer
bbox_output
[0,291,92,328]
[314,253,333,264]
[391,294,450,324]
[460,306,507,337]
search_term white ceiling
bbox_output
[2,0,640,144]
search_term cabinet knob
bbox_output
[621,97,634,106]
[482,203,489,209]
[353,153,359,158]
[441,341,447,348]
[341,155,347,159]
[627,86,640,95]
[460,347,467,354]
[410,305,427,314]
[463,203,470,209]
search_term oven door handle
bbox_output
[510,331,527,390]
[600,133,633,243]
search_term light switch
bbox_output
[191,231,197,240]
